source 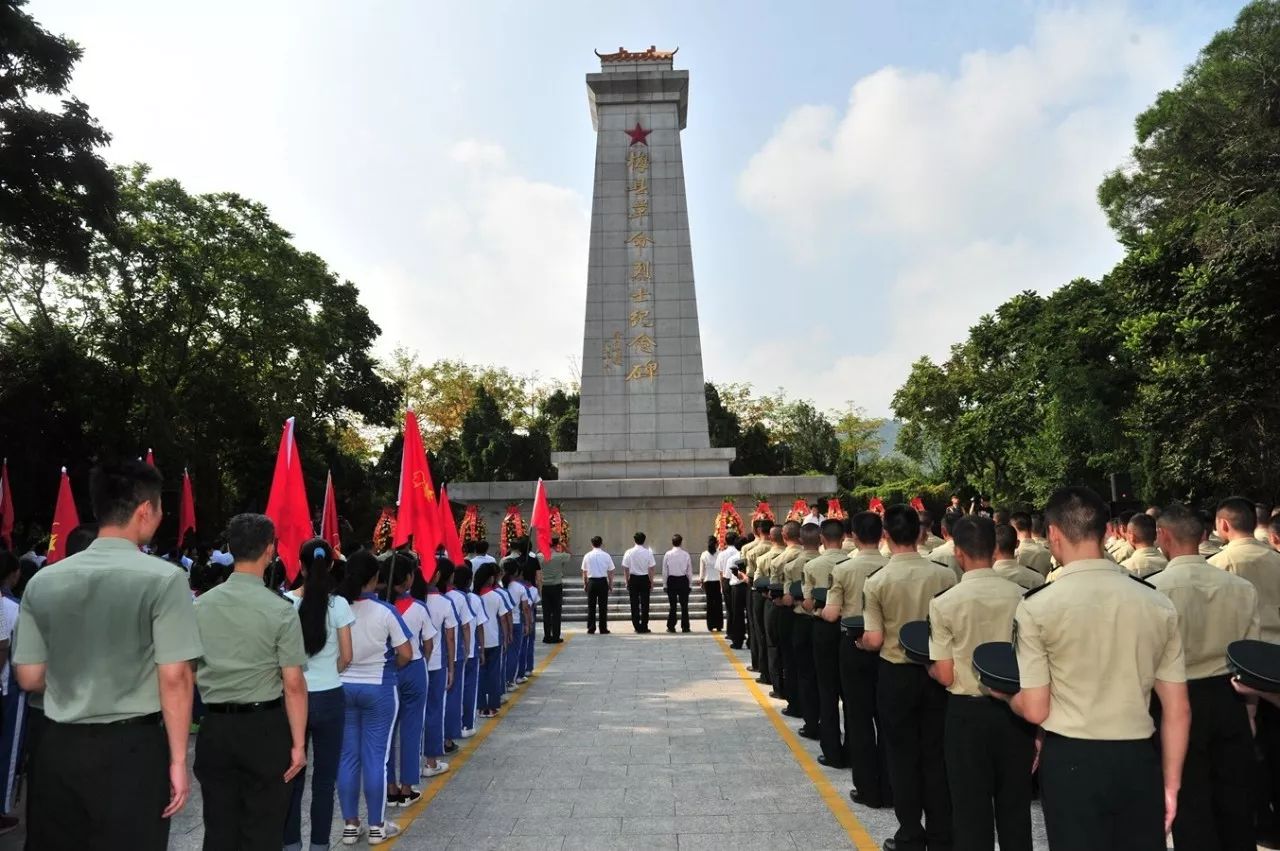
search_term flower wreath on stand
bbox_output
[751,498,776,525]
[825,498,848,521]
[372,507,397,555]
[548,506,570,552]
[499,504,526,558]
[459,505,487,548]
[714,498,745,549]
[786,498,809,523]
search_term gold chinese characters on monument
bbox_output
[623,139,657,381]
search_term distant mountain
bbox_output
[875,420,902,457]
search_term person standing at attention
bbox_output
[581,537,614,635]
[14,460,202,850]
[622,532,656,633]
[541,538,568,644]
[662,534,693,633]
[700,536,723,633]
[193,513,309,849]
[996,486,1189,851]
[474,564,509,718]
[384,552,436,808]
[453,564,486,737]
[283,538,355,851]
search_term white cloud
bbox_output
[736,5,1182,416]
[360,141,589,383]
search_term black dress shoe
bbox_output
[681,629,691,633]
[667,627,676,633]
[817,755,847,769]
[746,665,757,672]
[797,726,820,740]
[782,707,802,718]
[730,643,743,650]
[881,840,897,851]
[849,789,885,809]
[767,691,784,700]
[600,629,611,635]
[587,630,596,635]
[542,637,555,644]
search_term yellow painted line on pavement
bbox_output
[715,634,879,851]
[381,633,572,847]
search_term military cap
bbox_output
[973,641,1020,694]
[900,620,931,665]
[1228,640,1280,693]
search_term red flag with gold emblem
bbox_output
[393,409,441,572]
[438,484,464,564]
[47,467,80,564]
[265,418,313,582]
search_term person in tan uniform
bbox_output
[823,512,890,809]
[1107,511,1136,562]
[742,520,771,677]
[761,526,787,699]
[1149,503,1258,851]
[842,521,859,553]
[804,519,849,766]
[918,510,944,553]
[1211,496,1280,840]
[1198,509,1224,557]
[927,514,960,582]
[927,516,1032,851]
[859,505,957,851]
[996,486,1188,851]
[1011,512,1052,577]
[770,522,804,712]
[1256,503,1274,547]
[992,523,1045,591]
[1121,513,1168,578]
[789,524,823,738]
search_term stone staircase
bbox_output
[557,581,711,623]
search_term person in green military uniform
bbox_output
[770,522,803,711]
[1011,512,1052,577]
[193,513,308,848]
[788,523,822,738]
[805,519,850,768]
[928,514,960,581]
[541,537,569,644]
[992,524,1044,591]
[1121,513,1168,578]
[741,520,771,675]
[14,460,203,850]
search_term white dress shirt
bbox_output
[699,551,718,584]
[716,545,743,584]
[581,548,615,579]
[661,548,692,583]
[802,512,826,526]
[622,545,656,577]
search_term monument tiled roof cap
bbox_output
[595,45,678,63]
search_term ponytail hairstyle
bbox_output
[473,563,498,594]
[434,556,454,593]
[297,538,335,657]
[453,563,474,594]
[339,549,383,603]
[386,551,417,601]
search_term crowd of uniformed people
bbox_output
[0,459,572,850]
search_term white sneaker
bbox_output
[423,760,450,778]
[461,727,476,738]
[516,675,529,684]
[341,824,362,845]
[368,821,401,845]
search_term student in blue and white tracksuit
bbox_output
[338,551,413,846]
[422,558,458,772]
[493,575,518,693]
[502,564,531,687]
[517,559,541,681]
[442,570,472,750]
[453,564,487,738]
[384,553,437,808]
[474,564,510,718]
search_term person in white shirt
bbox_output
[441,568,472,751]
[383,553,438,806]
[422,559,459,771]
[453,564,486,737]
[469,540,497,571]
[474,564,510,718]
[699,537,724,632]
[661,535,694,633]
[580,537,615,635]
[499,565,529,688]
[717,535,746,648]
[621,532,657,633]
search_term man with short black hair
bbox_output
[769,522,804,711]
[918,511,943,553]
[760,526,786,695]
[1122,513,1167,578]
[806,519,851,767]
[661,534,693,634]
[581,537,614,635]
[743,519,773,675]
[928,514,960,581]
[1011,512,1052,577]
[992,524,1043,591]
[859,504,957,850]
[720,533,748,648]
[541,537,568,644]
[788,524,823,737]
[14,460,203,850]
[194,513,308,848]
[622,532,656,633]
[999,486,1188,851]
[1257,503,1274,546]
[1109,510,1137,562]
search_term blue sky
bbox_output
[33,0,1242,415]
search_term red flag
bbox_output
[910,496,926,513]
[392,409,441,572]
[178,468,197,544]
[145,448,155,466]
[320,470,341,552]
[529,478,552,560]
[48,468,80,564]
[265,418,313,582]
[0,460,14,550]
[438,484,464,564]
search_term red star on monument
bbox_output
[625,123,652,146]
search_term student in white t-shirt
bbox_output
[441,566,472,751]
[454,564,487,737]
[384,553,440,803]
[475,564,510,718]
[501,564,531,688]
[422,557,458,770]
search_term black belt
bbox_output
[204,697,283,715]
[110,712,162,726]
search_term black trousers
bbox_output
[792,613,819,729]
[195,706,293,851]
[877,660,951,851]
[666,576,691,631]
[30,718,171,850]
[703,580,724,631]
[586,577,610,632]
[751,590,771,683]
[1156,675,1254,851]
[542,584,564,639]
[627,574,651,630]
[1039,733,1164,851]
[727,583,749,647]
[746,585,760,665]
[813,619,844,763]
[777,606,799,710]
[764,601,785,697]
[945,695,1034,851]
[23,705,47,851]
[840,632,890,804]
[1257,694,1280,837]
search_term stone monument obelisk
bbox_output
[450,48,834,562]
[552,45,735,480]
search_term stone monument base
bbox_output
[550,448,736,480]
[448,474,838,560]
